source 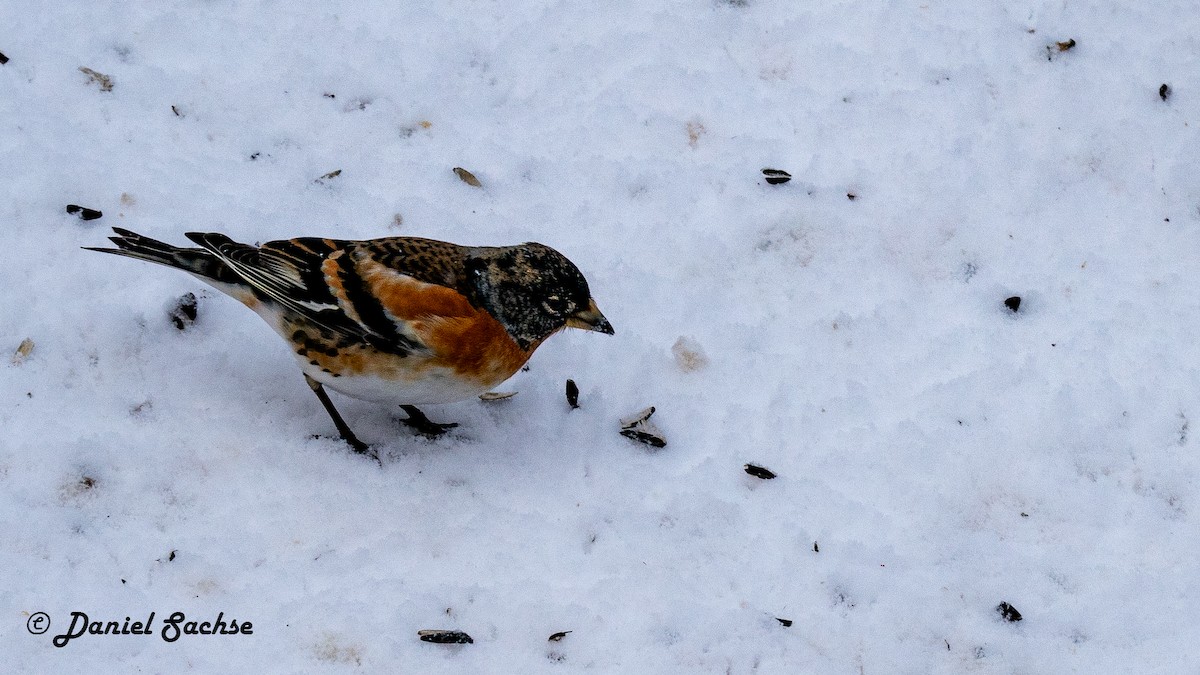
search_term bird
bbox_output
[85,228,614,458]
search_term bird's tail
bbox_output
[84,227,237,283]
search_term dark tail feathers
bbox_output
[84,227,238,284]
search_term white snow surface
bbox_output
[3,2,1200,672]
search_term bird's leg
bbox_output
[399,405,459,437]
[305,375,376,460]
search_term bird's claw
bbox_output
[399,405,459,438]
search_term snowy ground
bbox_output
[4,1,1200,672]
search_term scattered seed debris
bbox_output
[169,292,198,330]
[168,549,177,562]
[744,464,777,480]
[813,541,819,552]
[1047,39,1076,60]
[686,120,706,148]
[671,336,709,372]
[79,66,113,92]
[846,192,858,201]
[1160,83,1171,101]
[548,631,572,642]
[1004,296,1021,312]
[323,92,336,99]
[67,204,103,221]
[479,391,517,401]
[418,630,473,644]
[997,601,1023,622]
[79,476,97,491]
[762,168,792,185]
[0,51,9,65]
[453,167,482,187]
[11,338,34,365]
[565,379,580,409]
[621,427,666,448]
[171,105,182,117]
[620,406,656,428]
[619,406,667,448]
[776,618,793,627]
[315,169,342,183]
[1020,512,1030,518]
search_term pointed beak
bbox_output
[565,298,615,335]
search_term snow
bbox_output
[3,1,1200,671]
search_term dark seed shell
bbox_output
[419,630,474,644]
[996,602,1023,622]
[744,464,777,480]
[762,168,792,185]
[620,406,666,447]
[66,204,103,221]
[566,379,580,408]
[620,427,666,448]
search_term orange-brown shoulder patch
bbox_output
[357,257,475,322]
[355,257,534,384]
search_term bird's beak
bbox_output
[565,298,615,335]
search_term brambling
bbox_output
[86,228,614,457]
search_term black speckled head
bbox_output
[465,243,613,349]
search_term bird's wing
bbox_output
[342,238,480,324]
[185,232,427,355]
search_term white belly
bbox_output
[301,360,490,405]
[200,277,496,406]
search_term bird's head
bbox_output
[466,243,614,350]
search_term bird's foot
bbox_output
[347,437,381,463]
[399,405,459,438]
[309,434,380,464]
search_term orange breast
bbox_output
[358,258,536,385]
